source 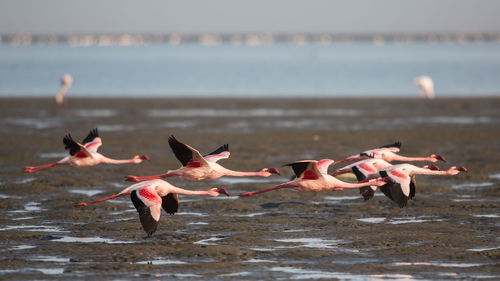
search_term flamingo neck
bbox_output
[390,155,433,162]
[101,157,135,164]
[222,168,264,177]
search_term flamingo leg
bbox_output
[125,173,168,182]
[23,163,60,173]
[75,194,126,207]
[239,182,295,197]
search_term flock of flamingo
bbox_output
[24,128,467,236]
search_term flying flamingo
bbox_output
[361,163,467,208]
[413,75,435,99]
[331,158,393,201]
[56,74,73,105]
[239,159,388,197]
[75,179,229,236]
[332,142,446,166]
[23,128,149,172]
[126,136,279,182]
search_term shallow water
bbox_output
[0,98,499,280]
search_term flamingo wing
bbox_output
[130,185,162,236]
[203,144,230,163]
[351,160,379,201]
[168,136,208,167]
[82,128,102,153]
[284,161,322,180]
[162,193,179,215]
[63,134,86,157]
[378,141,402,153]
[378,169,412,208]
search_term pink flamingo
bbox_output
[332,142,446,166]
[362,163,467,208]
[331,158,393,201]
[24,128,149,172]
[126,136,279,182]
[75,179,229,236]
[239,159,388,197]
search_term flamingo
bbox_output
[23,128,149,172]
[362,163,467,208]
[239,159,388,197]
[56,74,72,105]
[413,75,435,99]
[331,158,393,201]
[75,179,229,236]
[126,136,279,182]
[332,141,446,166]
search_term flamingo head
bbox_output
[262,168,280,176]
[430,154,446,162]
[215,188,229,196]
[457,166,468,173]
[423,164,440,171]
[140,155,150,160]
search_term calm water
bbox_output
[1,42,500,97]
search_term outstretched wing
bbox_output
[82,128,102,153]
[203,144,230,163]
[168,136,208,167]
[378,141,402,153]
[63,134,81,156]
[130,185,162,236]
[284,160,322,180]
[378,168,412,208]
[162,193,179,215]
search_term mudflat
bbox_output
[1,97,499,280]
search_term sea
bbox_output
[0,41,499,98]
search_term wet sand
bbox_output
[0,97,499,280]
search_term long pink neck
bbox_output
[223,169,266,177]
[390,154,434,162]
[240,182,295,197]
[330,180,380,189]
[126,171,176,182]
[410,168,454,176]
[101,157,136,164]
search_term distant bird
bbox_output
[362,163,467,208]
[331,158,393,201]
[55,74,73,105]
[239,159,388,197]
[332,142,446,166]
[75,179,229,236]
[23,128,149,172]
[413,75,435,99]
[126,136,280,182]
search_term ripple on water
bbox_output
[6,118,62,129]
[194,237,224,245]
[392,262,484,268]
[274,238,342,249]
[74,109,116,117]
[51,236,135,244]
[30,256,70,263]
[10,202,43,213]
[467,247,500,252]
[268,267,407,280]
[14,178,36,184]
[149,108,360,118]
[69,189,103,197]
[39,152,67,158]
[136,259,186,265]
[489,173,500,180]
[357,216,442,225]
[0,225,67,233]
[452,182,494,190]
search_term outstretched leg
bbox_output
[125,173,171,182]
[75,194,127,207]
[239,182,296,197]
[24,162,62,173]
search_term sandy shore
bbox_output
[0,97,499,280]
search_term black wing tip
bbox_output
[380,141,402,149]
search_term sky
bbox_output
[1,0,500,34]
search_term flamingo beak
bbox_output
[457,166,468,173]
[268,168,280,175]
[218,188,229,196]
[140,155,150,160]
[428,164,440,171]
[434,154,446,162]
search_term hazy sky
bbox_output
[1,0,499,34]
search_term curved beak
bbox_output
[268,168,280,176]
[457,166,468,173]
[427,164,440,171]
[434,154,446,162]
[218,188,229,196]
[140,155,150,160]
